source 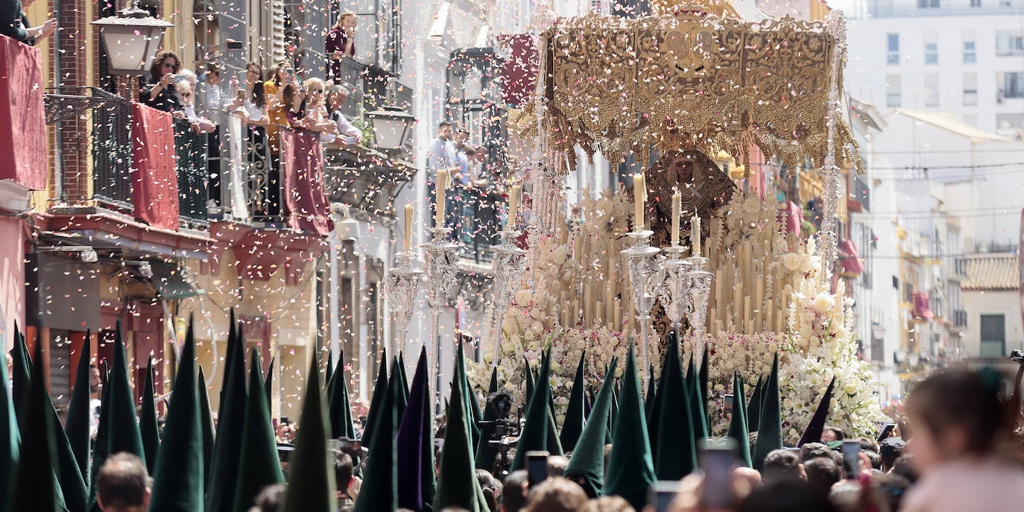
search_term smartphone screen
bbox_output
[842,440,860,478]
[877,423,896,442]
[526,451,549,487]
[700,439,737,509]
[648,481,679,512]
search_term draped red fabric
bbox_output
[131,103,180,231]
[281,129,330,236]
[840,239,865,274]
[0,35,46,190]
[497,33,538,108]
[913,292,934,320]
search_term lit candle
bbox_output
[634,172,646,231]
[691,215,701,256]
[434,169,449,228]
[404,204,413,251]
[671,188,681,246]
[505,184,522,232]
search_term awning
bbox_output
[150,261,200,300]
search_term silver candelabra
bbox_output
[422,227,459,409]
[685,255,714,363]
[383,250,422,354]
[488,230,529,368]
[655,246,694,336]
[622,230,661,374]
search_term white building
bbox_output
[845,0,1024,134]
[961,254,1022,358]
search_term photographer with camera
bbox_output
[477,391,522,480]
[140,52,184,115]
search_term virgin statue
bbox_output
[643,149,735,251]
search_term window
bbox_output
[996,112,1024,130]
[917,0,940,6]
[980,314,1005,358]
[886,75,901,107]
[887,34,900,65]
[963,73,978,106]
[924,32,938,65]
[971,0,982,6]
[998,72,1024,100]
[997,31,1024,56]
[963,33,976,63]
[924,74,939,107]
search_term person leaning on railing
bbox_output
[324,83,362,145]
[296,78,338,136]
[175,81,216,134]
[233,62,270,126]
[264,62,297,153]
[140,51,184,115]
[0,0,56,46]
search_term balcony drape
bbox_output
[281,129,330,235]
[0,35,46,190]
[131,103,179,231]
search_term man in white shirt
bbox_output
[427,122,458,232]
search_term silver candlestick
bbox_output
[488,229,528,368]
[685,255,714,363]
[656,246,694,339]
[383,250,422,355]
[422,227,460,409]
[622,230,662,375]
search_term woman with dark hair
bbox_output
[236,62,269,126]
[140,51,184,114]
[900,368,1024,512]
[281,83,306,128]
[325,12,356,81]
[0,0,56,45]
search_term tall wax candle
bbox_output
[671,188,681,246]
[505,184,522,232]
[403,204,413,251]
[691,215,701,256]
[634,173,646,230]
[434,169,448,227]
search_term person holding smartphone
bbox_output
[140,52,184,114]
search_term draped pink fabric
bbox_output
[281,129,330,236]
[0,35,46,190]
[131,103,180,231]
[498,33,539,108]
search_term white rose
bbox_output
[744,197,761,214]
[553,247,569,265]
[515,290,533,304]
[783,253,802,272]
[813,294,833,314]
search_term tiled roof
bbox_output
[962,254,1020,291]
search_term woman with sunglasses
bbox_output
[264,62,296,152]
[296,78,337,134]
[140,51,185,115]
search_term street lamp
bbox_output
[92,4,173,77]
[365,107,416,153]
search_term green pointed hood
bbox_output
[11,340,64,511]
[328,350,356,439]
[264,357,274,408]
[727,373,752,468]
[524,356,534,401]
[686,353,708,439]
[487,367,498,394]
[432,356,482,512]
[540,350,564,458]
[455,341,482,453]
[397,347,435,512]
[52,393,88,512]
[752,353,782,471]
[559,351,587,452]
[361,349,388,447]
[352,352,398,512]
[392,356,408,426]
[325,348,335,398]
[231,351,284,512]
[644,364,657,421]
[607,383,619,444]
[397,351,410,398]
[65,332,92,486]
[207,311,247,512]
[149,322,204,512]
[564,357,618,499]
[747,375,763,433]
[198,366,215,489]
[652,332,696,481]
[699,347,709,428]
[101,321,146,461]
[603,343,655,511]
[140,358,160,475]
[0,330,20,510]
[9,323,31,419]
[280,354,336,512]
[798,376,836,447]
[509,348,553,472]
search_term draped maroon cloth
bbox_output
[839,239,864,274]
[0,35,46,190]
[913,292,934,320]
[281,129,330,236]
[131,102,179,231]
[498,33,539,108]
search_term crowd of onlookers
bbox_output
[87,367,1024,512]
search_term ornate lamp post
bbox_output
[92,4,172,91]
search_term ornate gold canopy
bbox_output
[540,9,858,173]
